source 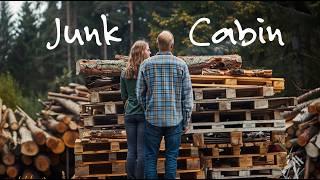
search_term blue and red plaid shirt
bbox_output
[136,51,193,127]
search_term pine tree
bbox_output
[0,1,13,72]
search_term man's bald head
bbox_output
[157,30,174,51]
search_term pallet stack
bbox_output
[187,73,296,179]
[75,54,296,179]
[74,70,205,179]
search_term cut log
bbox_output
[62,130,79,148]
[75,85,89,92]
[15,108,46,145]
[19,126,39,156]
[49,97,81,115]
[0,129,11,149]
[6,164,19,178]
[48,92,89,102]
[75,89,90,98]
[1,144,15,166]
[0,163,6,175]
[22,169,40,179]
[49,105,65,113]
[12,131,18,149]
[305,142,319,158]
[281,98,318,119]
[298,117,319,130]
[292,107,316,123]
[34,154,50,172]
[0,109,9,129]
[297,126,319,147]
[47,118,68,133]
[76,55,242,76]
[21,155,33,166]
[51,138,65,154]
[202,68,272,78]
[297,87,320,104]
[308,99,320,114]
[7,109,19,131]
[60,86,75,94]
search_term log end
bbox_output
[51,139,65,154]
[35,155,50,172]
[21,141,39,156]
[63,131,79,148]
[6,166,19,178]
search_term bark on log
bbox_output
[60,86,75,94]
[19,126,39,156]
[75,85,89,92]
[297,126,319,147]
[34,154,50,172]
[76,55,242,76]
[49,105,65,113]
[0,108,8,129]
[0,129,11,149]
[297,87,320,104]
[21,155,33,166]
[62,130,79,148]
[75,89,90,98]
[281,98,318,119]
[0,163,6,175]
[12,131,18,149]
[292,107,316,123]
[7,109,19,131]
[44,118,68,134]
[285,138,298,149]
[2,144,15,166]
[49,97,81,115]
[308,99,320,114]
[48,92,89,102]
[202,68,272,78]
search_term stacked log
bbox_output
[283,88,320,179]
[0,83,89,179]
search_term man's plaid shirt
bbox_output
[136,51,193,127]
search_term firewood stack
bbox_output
[75,54,294,179]
[282,88,320,179]
[0,83,89,179]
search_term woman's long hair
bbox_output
[124,40,149,79]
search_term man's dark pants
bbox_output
[144,120,183,179]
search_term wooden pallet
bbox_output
[82,114,125,127]
[75,158,201,176]
[193,86,274,100]
[202,152,287,169]
[192,131,286,147]
[79,127,126,139]
[74,169,205,179]
[191,109,283,124]
[193,97,297,111]
[188,119,286,134]
[200,143,286,157]
[91,90,122,103]
[191,75,285,92]
[207,166,282,179]
[81,101,124,116]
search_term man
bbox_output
[136,30,193,179]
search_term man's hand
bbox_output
[183,122,191,134]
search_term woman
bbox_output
[120,40,151,179]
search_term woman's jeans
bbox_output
[144,121,183,179]
[125,114,145,179]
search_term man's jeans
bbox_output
[125,114,145,179]
[144,121,183,179]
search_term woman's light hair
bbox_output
[124,40,149,79]
[157,30,174,51]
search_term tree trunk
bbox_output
[292,107,316,123]
[1,144,15,166]
[76,55,242,76]
[34,154,50,172]
[62,130,79,148]
[281,98,318,119]
[19,126,39,156]
[44,118,68,134]
[49,105,65,113]
[7,109,18,131]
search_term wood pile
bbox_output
[0,83,89,179]
[75,54,293,179]
[283,87,320,179]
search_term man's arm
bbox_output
[181,64,193,130]
[136,65,147,110]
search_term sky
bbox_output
[9,1,24,21]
